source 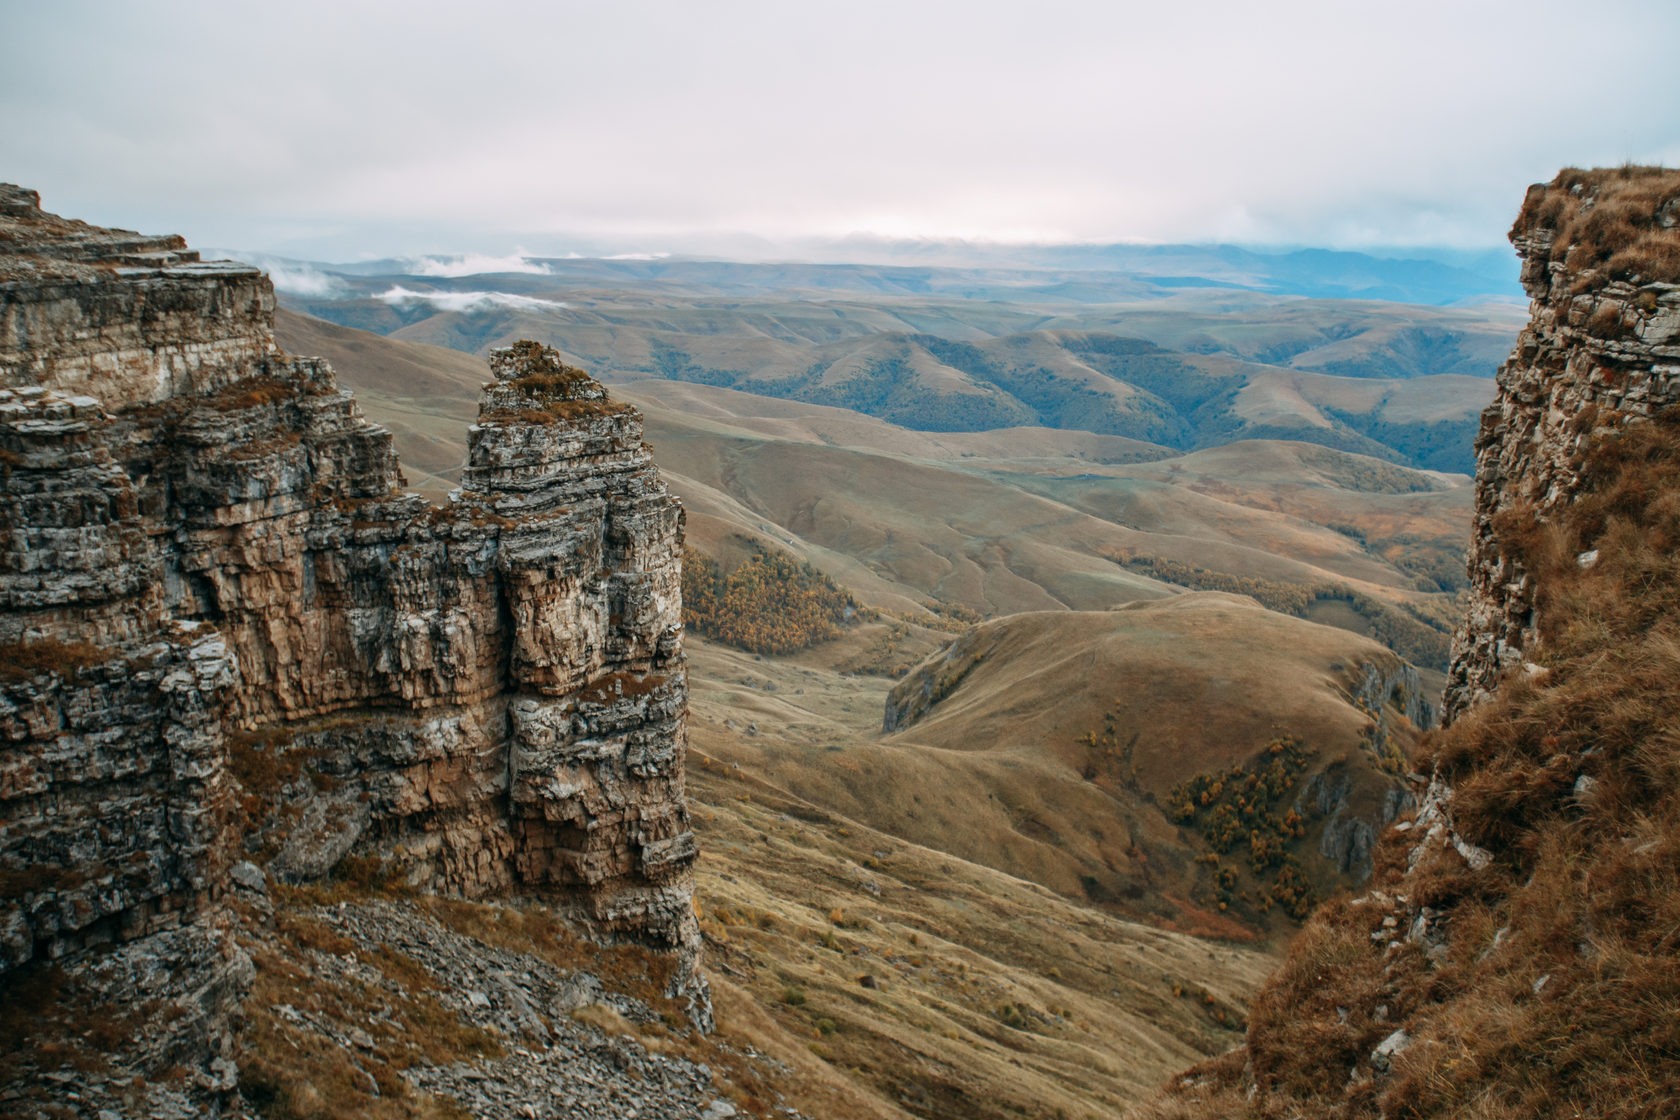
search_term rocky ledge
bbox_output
[1445,167,1680,718]
[0,187,705,1110]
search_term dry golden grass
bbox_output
[0,637,112,683]
[1134,405,1680,1120]
[780,600,1417,925]
[689,749,1274,1120]
[1516,165,1680,288]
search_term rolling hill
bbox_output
[272,306,1464,1119]
[272,254,1520,473]
[277,308,1471,667]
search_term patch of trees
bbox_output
[650,341,740,387]
[682,546,857,654]
[1117,553,1452,670]
[916,336,1179,443]
[1167,736,1317,921]
[645,332,1470,472]
[1063,334,1232,427]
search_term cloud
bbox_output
[7,2,1678,256]
[209,251,347,297]
[402,252,553,277]
[265,262,347,297]
[375,286,568,314]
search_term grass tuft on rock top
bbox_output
[1517,164,1680,288]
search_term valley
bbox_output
[12,162,1675,1120]
[280,268,1519,475]
[271,287,1479,1117]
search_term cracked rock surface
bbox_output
[1,186,706,1114]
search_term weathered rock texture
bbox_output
[1143,165,1680,1120]
[1445,168,1680,719]
[0,187,700,1005]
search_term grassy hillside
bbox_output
[1134,413,1680,1119]
[277,310,1471,675]
[680,605,1417,1118]
[687,712,1277,1120]
[688,598,1426,940]
[278,263,1517,472]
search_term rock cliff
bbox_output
[1445,168,1680,719]
[0,186,704,1102]
[1137,166,1680,1120]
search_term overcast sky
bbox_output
[3,0,1677,260]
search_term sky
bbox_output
[3,0,1678,261]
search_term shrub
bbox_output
[0,638,110,684]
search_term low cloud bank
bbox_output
[214,252,348,297]
[402,252,553,277]
[375,286,568,313]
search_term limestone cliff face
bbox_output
[0,187,699,1001]
[1445,170,1680,719]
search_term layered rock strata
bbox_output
[1142,164,1680,1120]
[1445,169,1680,719]
[0,187,700,1011]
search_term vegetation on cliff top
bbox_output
[1518,164,1680,288]
[498,339,592,392]
[1139,404,1680,1120]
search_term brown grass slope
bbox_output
[1136,405,1680,1120]
[689,598,1425,942]
[629,381,1468,627]
[687,740,1276,1120]
[278,309,1469,663]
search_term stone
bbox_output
[229,861,267,893]
[0,186,709,1105]
[1370,1028,1410,1073]
[1444,176,1680,720]
[270,792,371,883]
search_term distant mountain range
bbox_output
[235,237,1521,307]
[267,246,1522,474]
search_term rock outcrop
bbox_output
[1445,168,1680,719]
[1140,166,1680,1120]
[0,184,703,1062]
